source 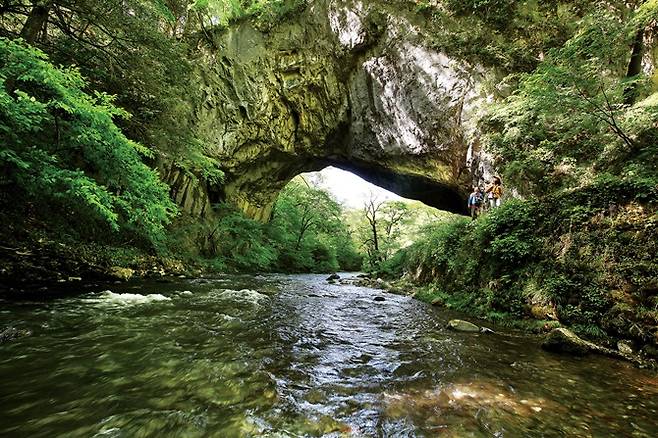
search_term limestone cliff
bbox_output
[188,0,494,220]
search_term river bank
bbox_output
[347,274,658,370]
[0,236,197,294]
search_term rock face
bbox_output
[188,0,493,220]
[161,161,213,218]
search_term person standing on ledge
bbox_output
[485,176,504,209]
[467,186,484,220]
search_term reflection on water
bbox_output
[1,273,657,437]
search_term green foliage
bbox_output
[199,179,362,273]
[207,204,277,271]
[391,176,657,341]
[172,143,225,187]
[418,0,594,72]
[186,0,308,30]
[269,179,360,272]
[0,38,176,246]
[355,198,416,271]
[484,8,658,196]
[245,0,308,24]
[445,0,517,29]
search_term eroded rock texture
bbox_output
[189,0,493,221]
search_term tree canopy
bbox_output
[0,38,176,246]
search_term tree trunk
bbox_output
[295,231,304,250]
[624,27,645,106]
[371,222,378,254]
[20,0,52,44]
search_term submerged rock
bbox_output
[447,319,480,333]
[327,273,340,281]
[0,327,32,343]
[542,329,655,368]
[374,296,386,302]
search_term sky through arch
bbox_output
[300,167,408,209]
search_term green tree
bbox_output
[275,178,341,250]
[205,204,277,271]
[484,4,658,196]
[1,0,198,158]
[0,38,177,246]
[267,177,362,272]
[359,196,411,270]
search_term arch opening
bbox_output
[217,155,468,223]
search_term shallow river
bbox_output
[1,273,657,437]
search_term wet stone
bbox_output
[447,319,480,333]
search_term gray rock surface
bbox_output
[183,0,495,220]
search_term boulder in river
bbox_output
[374,296,386,302]
[326,273,340,281]
[430,297,444,306]
[541,328,601,355]
[447,319,480,333]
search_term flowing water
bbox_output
[1,273,657,437]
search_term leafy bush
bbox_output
[207,205,277,271]
[0,38,176,247]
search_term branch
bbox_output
[196,10,217,49]
[572,80,635,149]
[600,85,635,148]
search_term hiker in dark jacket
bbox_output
[468,186,484,220]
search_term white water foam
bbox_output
[212,288,269,306]
[85,290,172,306]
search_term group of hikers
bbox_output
[467,176,504,220]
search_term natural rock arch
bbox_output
[169,0,495,221]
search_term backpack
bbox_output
[470,192,483,206]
